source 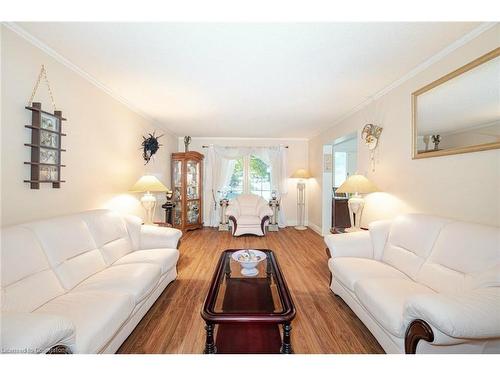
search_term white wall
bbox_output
[308,24,500,230]
[177,137,309,227]
[1,26,177,226]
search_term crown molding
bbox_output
[310,22,498,140]
[2,22,176,137]
[180,136,309,141]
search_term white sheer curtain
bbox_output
[205,144,288,227]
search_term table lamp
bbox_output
[290,168,311,230]
[335,174,378,229]
[130,175,169,225]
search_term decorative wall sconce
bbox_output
[361,124,383,172]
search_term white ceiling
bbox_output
[17,22,481,138]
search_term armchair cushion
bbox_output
[404,288,500,340]
[140,225,182,250]
[0,312,75,354]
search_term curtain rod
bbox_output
[201,145,288,148]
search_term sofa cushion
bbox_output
[36,291,134,353]
[0,312,75,354]
[330,257,408,292]
[73,263,161,303]
[354,278,435,337]
[417,221,500,293]
[382,214,451,279]
[1,227,65,312]
[113,249,179,274]
[81,210,134,264]
[24,215,106,290]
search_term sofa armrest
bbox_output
[140,225,182,250]
[324,231,373,259]
[226,205,240,218]
[404,288,500,342]
[257,204,273,219]
[0,312,75,354]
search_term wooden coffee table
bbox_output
[201,249,296,354]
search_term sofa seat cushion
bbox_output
[35,291,134,353]
[74,264,161,304]
[354,278,435,337]
[330,257,408,292]
[234,215,261,225]
[113,249,179,274]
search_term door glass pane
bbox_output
[334,152,347,188]
[173,160,182,201]
[186,160,199,200]
[187,201,200,224]
[249,155,271,200]
[174,204,182,226]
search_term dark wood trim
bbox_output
[47,345,72,354]
[24,162,66,167]
[405,319,434,354]
[228,216,237,236]
[325,247,333,287]
[25,125,66,136]
[24,143,67,152]
[260,215,270,235]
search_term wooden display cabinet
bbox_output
[171,151,204,231]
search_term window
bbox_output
[227,155,271,200]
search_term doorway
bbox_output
[321,133,357,235]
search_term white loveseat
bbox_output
[0,209,182,354]
[226,194,273,236]
[325,213,500,354]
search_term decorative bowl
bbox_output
[231,249,267,276]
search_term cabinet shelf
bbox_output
[24,143,66,152]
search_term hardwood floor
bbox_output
[117,227,384,354]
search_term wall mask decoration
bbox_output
[361,123,383,172]
[24,65,67,189]
[141,131,163,164]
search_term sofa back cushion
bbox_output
[81,210,134,264]
[1,227,65,312]
[417,221,500,293]
[382,214,451,279]
[24,214,106,290]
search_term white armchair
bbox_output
[226,194,274,236]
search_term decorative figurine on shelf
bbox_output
[218,189,230,231]
[268,190,280,232]
[161,189,175,226]
[141,131,163,165]
[184,136,191,152]
[431,134,441,151]
[361,123,383,172]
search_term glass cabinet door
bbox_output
[186,160,201,225]
[186,160,200,200]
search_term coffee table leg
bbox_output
[280,322,293,354]
[203,323,217,354]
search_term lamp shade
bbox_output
[336,174,379,194]
[290,169,311,179]
[130,175,169,192]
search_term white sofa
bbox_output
[226,194,273,236]
[0,209,182,354]
[325,213,500,354]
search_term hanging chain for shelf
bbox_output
[28,64,57,111]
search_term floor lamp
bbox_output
[130,175,169,225]
[291,169,311,230]
[335,174,378,229]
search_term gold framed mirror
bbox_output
[412,47,500,159]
